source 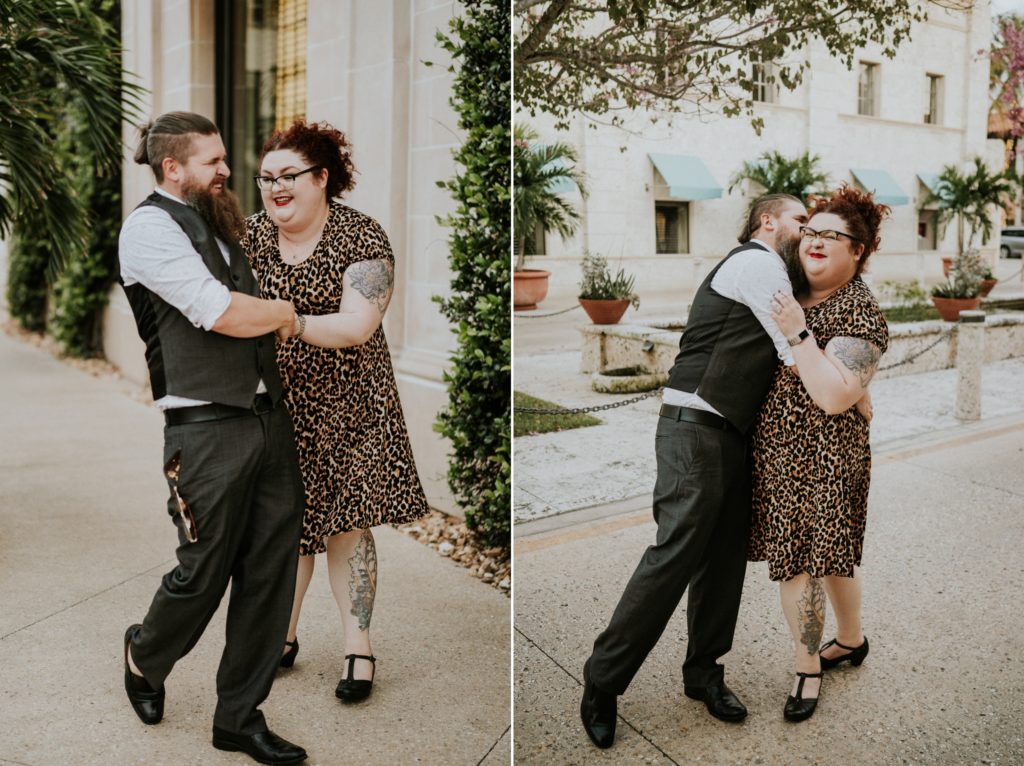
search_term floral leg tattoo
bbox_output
[348,529,378,632]
[796,577,826,655]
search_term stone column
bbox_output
[955,310,985,421]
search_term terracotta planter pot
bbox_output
[931,295,981,322]
[979,278,997,298]
[579,298,631,325]
[941,257,953,277]
[513,269,550,310]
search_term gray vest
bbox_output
[120,192,282,408]
[665,242,780,434]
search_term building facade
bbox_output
[523,4,1003,303]
[102,0,462,513]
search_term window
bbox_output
[751,55,776,104]
[655,202,689,254]
[522,222,546,256]
[216,0,308,215]
[925,74,943,125]
[917,209,938,251]
[857,62,878,116]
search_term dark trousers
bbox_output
[588,417,751,695]
[130,404,304,734]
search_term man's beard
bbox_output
[778,235,808,297]
[182,178,245,244]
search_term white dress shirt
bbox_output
[663,238,796,414]
[118,187,264,409]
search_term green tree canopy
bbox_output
[515,0,971,131]
[0,0,143,276]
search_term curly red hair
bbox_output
[261,120,357,200]
[808,185,890,275]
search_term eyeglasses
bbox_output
[164,452,198,544]
[253,165,320,191]
[799,226,860,243]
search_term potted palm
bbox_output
[728,150,830,204]
[513,124,587,309]
[578,253,640,324]
[930,249,985,321]
[921,158,1017,280]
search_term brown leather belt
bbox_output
[659,403,738,433]
[165,393,275,426]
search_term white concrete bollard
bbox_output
[955,310,985,421]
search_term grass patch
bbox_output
[514,391,602,437]
[882,304,941,323]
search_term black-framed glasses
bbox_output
[799,226,860,243]
[253,165,320,191]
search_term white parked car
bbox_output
[999,228,1024,258]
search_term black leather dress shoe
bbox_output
[123,624,164,725]
[580,659,617,748]
[212,727,307,765]
[684,683,748,722]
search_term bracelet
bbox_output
[294,312,306,340]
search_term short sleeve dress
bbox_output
[747,276,889,581]
[244,202,429,555]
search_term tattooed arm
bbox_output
[771,291,881,415]
[283,259,394,348]
[789,334,881,415]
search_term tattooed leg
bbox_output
[821,569,865,661]
[779,574,826,698]
[327,528,378,681]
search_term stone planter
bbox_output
[513,269,550,310]
[579,298,631,325]
[979,278,998,298]
[931,295,981,322]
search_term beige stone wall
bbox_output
[106,0,464,515]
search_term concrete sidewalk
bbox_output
[0,330,510,766]
[514,417,1024,764]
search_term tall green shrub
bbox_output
[5,238,50,332]
[434,0,511,548]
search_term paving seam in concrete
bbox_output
[475,724,511,766]
[0,559,174,641]
[515,627,681,766]
[0,758,36,766]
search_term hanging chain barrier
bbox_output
[513,304,581,319]
[516,327,963,416]
[514,388,663,415]
[877,327,954,372]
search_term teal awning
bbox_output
[649,153,722,200]
[917,173,941,194]
[544,157,578,195]
[849,168,909,206]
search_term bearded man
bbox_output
[580,193,810,748]
[118,111,308,765]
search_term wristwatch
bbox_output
[787,328,810,347]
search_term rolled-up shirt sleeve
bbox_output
[119,206,231,331]
[712,248,796,366]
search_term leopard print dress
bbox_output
[747,276,889,581]
[244,202,429,555]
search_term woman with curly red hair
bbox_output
[748,185,890,722]
[243,120,429,704]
